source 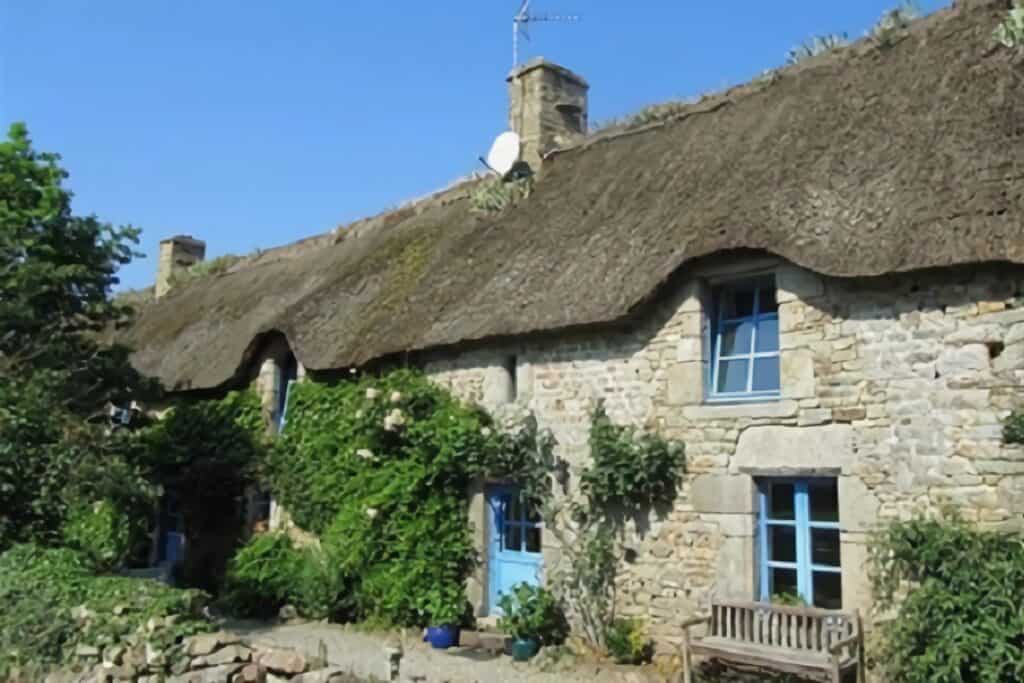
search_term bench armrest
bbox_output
[681,615,711,629]
[828,633,862,655]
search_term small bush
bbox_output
[787,34,848,65]
[605,618,653,665]
[1005,410,1024,445]
[994,3,1024,49]
[61,500,132,572]
[0,544,211,676]
[469,176,533,215]
[868,2,919,47]
[222,532,335,619]
[870,516,1024,681]
[497,583,569,645]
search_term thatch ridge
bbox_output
[127,0,1024,391]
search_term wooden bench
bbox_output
[681,601,864,683]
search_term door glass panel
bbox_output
[771,568,799,600]
[719,320,754,356]
[809,480,839,522]
[525,526,542,553]
[526,501,541,523]
[769,525,796,563]
[507,496,521,524]
[752,356,780,392]
[813,571,842,609]
[504,524,521,552]
[717,359,749,393]
[768,482,795,520]
[754,316,780,353]
[811,529,841,567]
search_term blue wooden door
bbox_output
[487,486,543,614]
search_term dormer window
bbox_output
[709,275,780,400]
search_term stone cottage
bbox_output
[125,0,1024,646]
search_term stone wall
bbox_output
[420,256,1024,647]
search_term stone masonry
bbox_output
[420,256,1024,649]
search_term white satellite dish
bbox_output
[486,131,521,176]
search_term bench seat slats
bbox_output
[690,637,857,670]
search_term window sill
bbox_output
[684,399,798,421]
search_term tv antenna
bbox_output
[512,0,579,67]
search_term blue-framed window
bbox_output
[275,354,298,432]
[709,276,780,400]
[758,478,842,609]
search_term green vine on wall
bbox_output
[1005,411,1024,445]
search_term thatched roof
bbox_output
[127,0,1024,392]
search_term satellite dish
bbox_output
[486,131,521,176]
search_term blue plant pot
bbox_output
[425,624,461,649]
[511,637,539,661]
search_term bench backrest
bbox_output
[708,601,858,653]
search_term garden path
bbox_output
[230,620,670,683]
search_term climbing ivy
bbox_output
[1005,411,1024,445]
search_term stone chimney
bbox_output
[155,235,206,298]
[507,57,589,171]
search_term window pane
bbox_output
[720,288,756,319]
[769,525,796,563]
[759,287,778,314]
[809,480,839,523]
[719,320,754,356]
[752,356,780,392]
[771,568,799,601]
[506,496,521,523]
[716,358,749,394]
[813,571,842,609]
[811,529,841,567]
[525,527,542,553]
[755,315,779,353]
[504,524,522,552]
[768,482,795,520]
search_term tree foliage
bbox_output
[0,123,152,553]
[870,516,1024,682]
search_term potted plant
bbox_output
[423,583,465,650]
[497,583,568,662]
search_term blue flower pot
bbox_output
[425,624,461,649]
[511,637,539,661]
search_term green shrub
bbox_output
[868,2,919,47]
[223,531,337,620]
[469,176,533,215]
[581,402,684,512]
[266,370,499,626]
[995,3,1024,49]
[605,618,653,665]
[497,583,569,645]
[61,500,132,572]
[870,516,1024,682]
[1005,411,1024,445]
[0,544,211,676]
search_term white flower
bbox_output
[383,408,406,432]
[480,427,492,437]
[349,368,357,375]
[389,391,402,403]
[366,388,380,400]
[356,448,375,461]
[365,507,378,520]
[355,410,363,419]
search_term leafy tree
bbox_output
[0,122,149,551]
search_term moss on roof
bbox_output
[127,0,1024,392]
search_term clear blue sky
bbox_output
[1,0,946,291]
